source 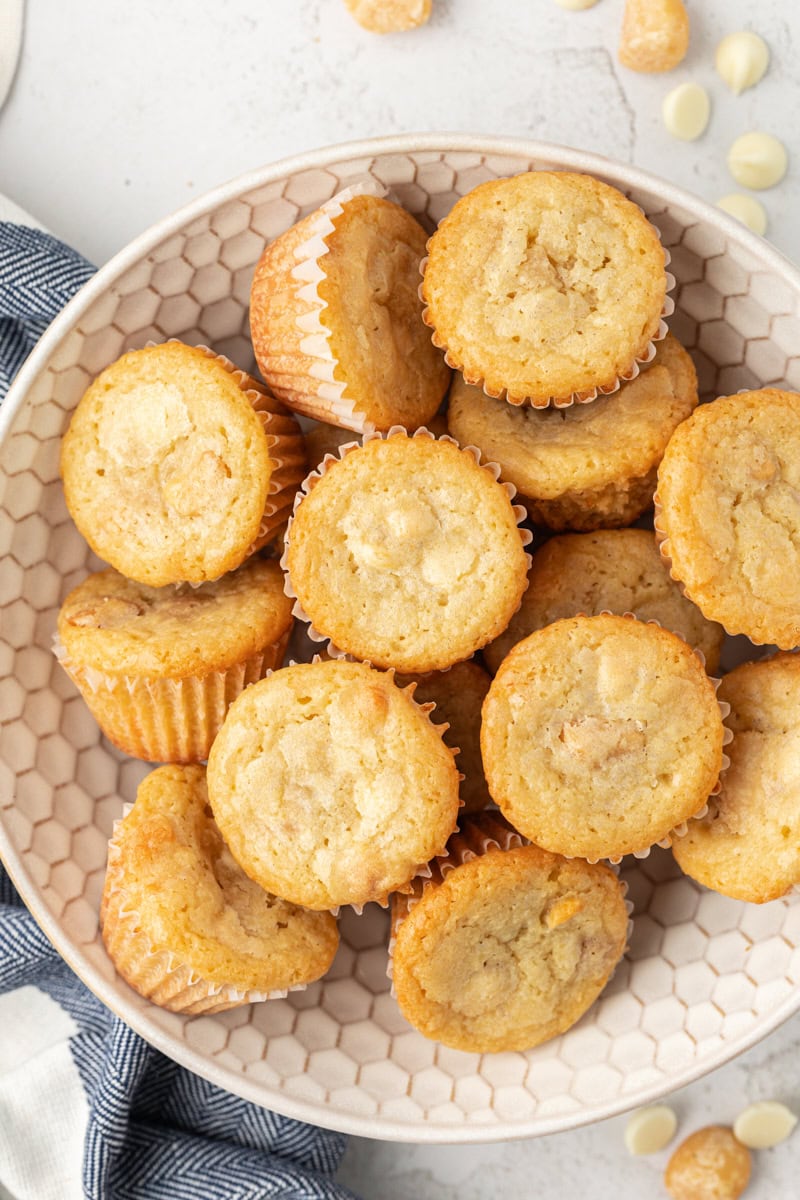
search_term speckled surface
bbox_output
[1,2,799,1196]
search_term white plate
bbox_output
[2,135,800,1143]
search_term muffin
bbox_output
[391,814,629,1053]
[101,764,339,1014]
[396,660,492,813]
[447,334,697,530]
[673,652,800,903]
[483,529,724,676]
[61,341,306,586]
[422,171,669,406]
[656,388,800,648]
[250,185,450,433]
[206,659,461,910]
[285,431,530,672]
[56,558,293,762]
[481,614,725,860]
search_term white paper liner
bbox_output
[52,627,290,763]
[279,425,533,667]
[102,815,302,1014]
[419,214,676,409]
[251,178,387,434]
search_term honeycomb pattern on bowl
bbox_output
[2,143,800,1141]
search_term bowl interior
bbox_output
[2,137,800,1142]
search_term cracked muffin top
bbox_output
[61,342,277,586]
[481,613,725,860]
[390,817,629,1053]
[656,388,800,649]
[421,171,667,405]
[285,433,529,673]
[206,659,461,910]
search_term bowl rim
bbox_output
[2,132,800,1144]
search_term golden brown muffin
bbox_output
[207,659,461,910]
[250,189,450,432]
[101,764,339,1014]
[483,529,724,676]
[396,660,492,813]
[673,653,800,903]
[481,614,725,860]
[56,559,293,762]
[656,388,800,648]
[422,171,668,406]
[285,432,530,672]
[391,814,629,1053]
[447,334,696,530]
[60,342,305,586]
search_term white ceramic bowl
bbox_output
[2,135,800,1144]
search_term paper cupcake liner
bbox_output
[249,178,387,434]
[53,627,290,763]
[419,235,675,409]
[279,425,533,665]
[101,814,295,1014]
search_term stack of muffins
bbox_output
[55,169,800,1053]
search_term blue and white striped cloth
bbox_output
[0,218,357,1200]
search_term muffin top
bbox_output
[422,171,667,404]
[657,388,800,649]
[206,659,461,910]
[396,659,492,813]
[61,342,274,586]
[57,558,293,678]
[483,529,724,676]
[391,822,629,1053]
[317,194,451,431]
[673,653,800,903]
[447,334,696,501]
[481,613,725,859]
[102,764,339,992]
[285,433,529,672]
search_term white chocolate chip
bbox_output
[554,0,600,9]
[717,193,768,236]
[662,83,710,141]
[716,31,770,95]
[624,1104,678,1155]
[727,132,788,190]
[733,1101,797,1149]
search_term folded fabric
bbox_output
[0,216,358,1200]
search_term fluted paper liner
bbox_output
[101,810,300,1014]
[249,178,387,433]
[420,226,676,410]
[279,425,534,664]
[52,627,291,763]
